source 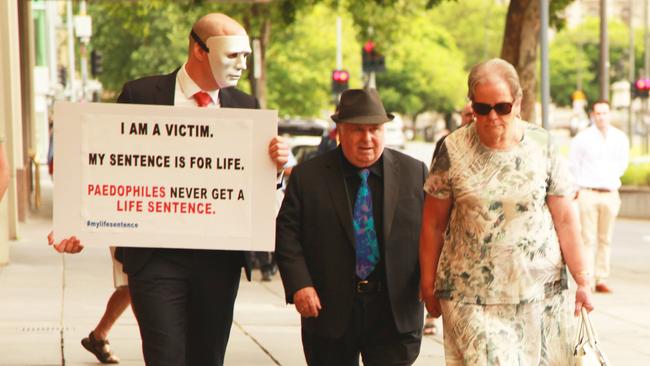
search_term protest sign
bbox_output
[53,101,278,251]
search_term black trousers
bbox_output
[128,250,243,366]
[301,290,422,366]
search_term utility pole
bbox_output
[641,0,650,154]
[628,0,634,143]
[74,0,92,101]
[599,0,609,100]
[66,0,76,100]
[336,17,342,70]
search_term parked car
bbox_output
[278,118,329,163]
[384,114,406,150]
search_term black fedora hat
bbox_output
[330,88,394,124]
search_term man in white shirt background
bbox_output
[569,99,629,293]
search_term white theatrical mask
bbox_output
[205,35,252,88]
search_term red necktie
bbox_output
[193,91,212,107]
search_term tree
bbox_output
[500,0,572,123]
[376,17,466,118]
[432,0,507,69]
[88,1,205,95]
[549,17,637,107]
[264,4,361,117]
[344,0,466,118]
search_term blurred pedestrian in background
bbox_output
[49,232,129,364]
[276,88,427,365]
[569,100,629,293]
[420,58,594,365]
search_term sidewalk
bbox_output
[1,182,649,365]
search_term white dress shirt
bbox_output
[174,63,220,108]
[569,124,629,190]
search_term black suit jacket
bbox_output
[114,69,256,279]
[276,147,426,338]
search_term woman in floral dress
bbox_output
[419,58,594,365]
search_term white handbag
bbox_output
[574,308,610,366]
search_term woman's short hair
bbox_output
[467,58,523,102]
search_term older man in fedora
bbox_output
[276,88,426,365]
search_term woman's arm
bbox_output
[419,195,452,317]
[547,195,594,315]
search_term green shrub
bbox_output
[621,163,650,186]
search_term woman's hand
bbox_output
[420,285,441,318]
[574,284,594,316]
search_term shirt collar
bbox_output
[339,147,383,178]
[177,63,220,106]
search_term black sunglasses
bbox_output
[472,102,513,116]
[190,30,209,53]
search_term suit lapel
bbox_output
[382,149,400,245]
[324,149,355,247]
[154,69,178,106]
[219,87,235,108]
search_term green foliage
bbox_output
[376,17,466,115]
[88,1,205,95]
[429,0,507,69]
[265,4,361,117]
[550,17,641,107]
[621,163,650,186]
[342,1,467,115]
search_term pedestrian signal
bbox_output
[332,69,349,95]
[90,50,103,77]
[362,41,385,73]
[634,78,650,98]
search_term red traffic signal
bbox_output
[332,70,350,83]
[362,40,385,73]
[331,69,349,94]
[363,41,375,53]
[635,78,650,98]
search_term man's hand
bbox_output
[293,286,322,318]
[268,136,289,171]
[47,231,84,254]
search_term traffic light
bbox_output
[362,40,385,73]
[332,69,349,94]
[634,78,650,98]
[90,50,103,77]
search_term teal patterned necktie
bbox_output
[353,169,380,279]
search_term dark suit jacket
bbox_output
[276,147,426,338]
[114,69,256,280]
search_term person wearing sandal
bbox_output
[82,330,120,364]
[80,247,130,364]
[48,235,130,365]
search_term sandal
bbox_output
[81,331,120,364]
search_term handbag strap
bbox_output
[581,307,600,346]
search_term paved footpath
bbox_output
[0,188,648,364]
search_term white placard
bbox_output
[53,101,278,251]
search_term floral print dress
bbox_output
[424,120,576,365]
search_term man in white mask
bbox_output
[50,13,288,366]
